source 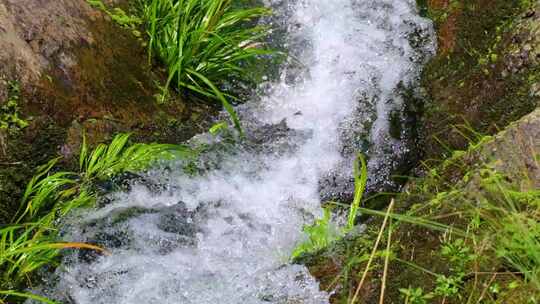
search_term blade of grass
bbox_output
[350,199,395,304]
[186,68,243,136]
[379,220,393,304]
[347,153,368,230]
[0,290,57,304]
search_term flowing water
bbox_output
[34,1,434,303]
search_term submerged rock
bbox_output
[244,118,313,155]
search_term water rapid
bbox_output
[35,1,434,303]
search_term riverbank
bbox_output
[303,0,540,302]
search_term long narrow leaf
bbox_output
[0,290,57,304]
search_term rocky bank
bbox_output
[0,0,215,223]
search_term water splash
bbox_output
[33,0,434,303]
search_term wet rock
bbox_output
[72,199,203,264]
[62,118,120,159]
[0,0,92,88]
[320,84,425,205]
[467,107,540,190]
[156,202,199,238]
[78,229,132,264]
[95,172,166,198]
[245,118,312,155]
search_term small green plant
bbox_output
[87,0,142,29]
[440,238,475,273]
[434,274,461,298]
[291,207,338,259]
[0,81,28,135]
[0,80,28,156]
[399,287,434,304]
[292,153,368,258]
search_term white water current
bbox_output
[34,0,435,303]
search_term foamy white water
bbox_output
[34,1,434,303]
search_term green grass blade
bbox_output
[185,68,243,136]
[0,290,57,304]
[347,153,368,230]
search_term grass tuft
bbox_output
[136,0,273,102]
[1,133,193,303]
[292,153,369,259]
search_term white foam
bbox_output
[36,1,434,303]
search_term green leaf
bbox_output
[347,153,368,230]
[0,290,58,304]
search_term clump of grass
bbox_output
[0,220,110,304]
[474,170,540,291]
[1,133,193,304]
[135,0,275,134]
[78,133,191,182]
[0,222,107,287]
[387,170,540,302]
[137,0,273,102]
[16,133,192,223]
[87,0,273,135]
[14,158,88,223]
[292,153,368,259]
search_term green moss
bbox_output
[0,123,67,225]
[0,81,28,136]
[420,0,538,161]
[87,0,142,29]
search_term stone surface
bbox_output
[471,107,540,190]
[0,0,95,90]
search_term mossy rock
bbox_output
[0,0,217,221]
[418,0,540,161]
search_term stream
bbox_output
[33,0,434,303]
